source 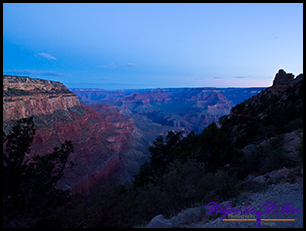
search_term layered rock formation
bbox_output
[72,87,265,134]
[3,75,149,195]
[272,69,304,92]
[272,69,294,89]
[3,75,80,121]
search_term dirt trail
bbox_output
[146,168,303,228]
[195,178,303,228]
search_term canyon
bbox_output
[3,75,149,195]
[70,87,265,135]
[71,87,265,134]
[3,75,265,194]
[3,70,302,228]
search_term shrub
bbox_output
[244,134,297,176]
[296,132,303,163]
[152,158,240,218]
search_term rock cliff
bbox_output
[3,75,149,195]
[3,75,80,121]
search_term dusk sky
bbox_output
[3,3,303,90]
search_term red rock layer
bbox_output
[3,76,148,195]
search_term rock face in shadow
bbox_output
[3,76,149,195]
[272,69,294,89]
[223,69,303,147]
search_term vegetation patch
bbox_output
[3,117,75,228]
[4,88,31,97]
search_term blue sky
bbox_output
[3,3,303,90]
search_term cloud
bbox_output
[38,53,57,60]
[97,62,118,68]
[233,76,249,79]
[98,62,139,68]
[214,77,224,79]
[3,69,65,77]
[123,63,138,67]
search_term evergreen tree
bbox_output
[195,122,236,172]
[3,116,75,223]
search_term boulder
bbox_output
[146,214,173,228]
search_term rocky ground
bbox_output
[146,166,303,228]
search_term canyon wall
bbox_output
[3,75,149,195]
[3,75,80,121]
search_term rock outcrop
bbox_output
[225,69,303,147]
[272,69,295,90]
[146,214,173,228]
[3,75,80,121]
[3,75,70,91]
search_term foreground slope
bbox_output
[145,69,303,228]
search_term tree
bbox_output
[133,130,185,189]
[132,161,152,189]
[3,116,75,223]
[196,122,241,173]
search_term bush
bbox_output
[296,132,303,163]
[284,119,303,133]
[244,134,297,176]
[150,158,240,218]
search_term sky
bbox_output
[3,3,303,90]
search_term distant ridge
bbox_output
[71,86,265,134]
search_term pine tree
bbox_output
[3,116,75,223]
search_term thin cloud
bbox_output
[98,62,139,68]
[123,63,138,67]
[214,77,224,79]
[91,77,112,81]
[233,76,249,79]
[3,69,65,77]
[97,62,118,68]
[38,53,57,60]
[43,72,65,76]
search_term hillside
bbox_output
[219,69,303,148]
[146,173,303,228]
[144,69,303,228]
